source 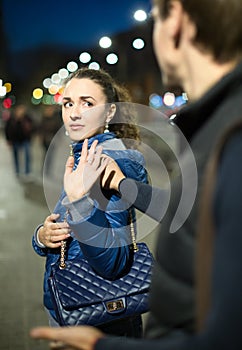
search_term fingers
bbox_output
[91,145,103,168]
[48,223,70,239]
[30,327,59,341]
[89,139,99,154]
[49,340,70,349]
[87,140,99,164]
[39,215,71,248]
[79,138,99,164]
[100,154,113,164]
[30,326,104,350]
[48,213,60,222]
[80,138,88,163]
[96,157,110,175]
[30,327,79,348]
[63,139,115,199]
[65,140,107,176]
[75,142,103,172]
[65,156,75,176]
[77,140,106,169]
[48,234,69,248]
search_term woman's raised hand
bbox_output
[64,139,110,202]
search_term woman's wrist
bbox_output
[67,194,83,202]
[36,226,46,248]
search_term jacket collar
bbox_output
[174,61,242,142]
[70,132,116,165]
[71,132,115,154]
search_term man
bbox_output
[30,0,242,349]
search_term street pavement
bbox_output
[0,131,49,350]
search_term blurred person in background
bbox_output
[38,104,62,175]
[4,103,34,179]
[30,0,242,349]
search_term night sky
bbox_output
[3,0,152,53]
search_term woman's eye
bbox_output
[83,101,93,107]
[64,102,73,108]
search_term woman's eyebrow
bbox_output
[62,96,97,101]
[80,95,96,101]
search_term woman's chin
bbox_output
[69,131,86,142]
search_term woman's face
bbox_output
[62,77,108,141]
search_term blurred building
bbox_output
[1,13,184,111]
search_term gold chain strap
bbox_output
[129,211,139,252]
[59,211,138,269]
[59,212,68,269]
[69,144,74,157]
[59,240,66,269]
[59,145,74,269]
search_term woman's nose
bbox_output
[70,114,81,121]
[69,106,82,120]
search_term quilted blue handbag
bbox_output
[48,216,154,326]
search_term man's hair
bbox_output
[154,0,242,63]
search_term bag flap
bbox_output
[50,243,153,310]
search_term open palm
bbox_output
[64,139,110,202]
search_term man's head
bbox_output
[152,0,242,98]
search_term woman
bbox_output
[32,68,148,337]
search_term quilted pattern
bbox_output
[48,242,154,326]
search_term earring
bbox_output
[104,121,109,133]
[65,130,69,136]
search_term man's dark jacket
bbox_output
[119,62,242,338]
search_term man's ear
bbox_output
[168,0,184,48]
[170,1,197,47]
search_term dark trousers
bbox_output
[12,141,31,175]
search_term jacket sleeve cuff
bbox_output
[33,224,46,248]
[32,225,47,256]
[62,194,95,221]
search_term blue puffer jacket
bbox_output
[32,132,148,320]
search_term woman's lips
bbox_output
[69,124,84,131]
